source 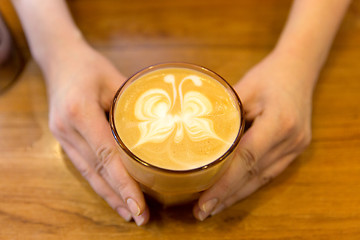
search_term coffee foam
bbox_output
[114,67,240,170]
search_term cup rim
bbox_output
[109,62,245,174]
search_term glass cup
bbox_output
[110,63,245,206]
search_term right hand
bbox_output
[43,40,149,226]
[194,50,314,221]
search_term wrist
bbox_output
[34,28,87,73]
[273,38,326,76]
[11,0,88,76]
[267,45,321,94]
[271,0,351,85]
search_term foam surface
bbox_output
[114,67,240,170]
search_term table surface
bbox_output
[1,0,360,239]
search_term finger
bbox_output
[55,109,150,225]
[212,154,297,216]
[60,128,150,226]
[194,151,248,221]
[74,105,148,220]
[194,130,299,221]
[60,140,132,222]
[133,206,150,227]
[194,110,286,221]
[256,137,302,171]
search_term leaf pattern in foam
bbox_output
[132,74,225,148]
[182,91,224,142]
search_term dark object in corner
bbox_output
[0,12,25,93]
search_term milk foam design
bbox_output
[133,74,225,148]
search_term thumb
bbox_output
[99,64,127,110]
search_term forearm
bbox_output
[274,0,351,86]
[11,0,84,74]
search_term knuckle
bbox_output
[64,101,82,122]
[96,145,116,168]
[294,128,312,151]
[94,160,106,176]
[259,174,273,185]
[248,165,260,177]
[78,165,94,180]
[279,112,297,135]
[216,180,233,196]
[115,181,129,194]
[95,147,128,195]
[49,114,66,136]
[278,111,312,150]
[48,100,84,136]
[238,148,259,176]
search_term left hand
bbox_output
[44,41,150,226]
[193,50,316,221]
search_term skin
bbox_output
[194,0,352,220]
[11,0,351,225]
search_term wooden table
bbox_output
[1,0,360,239]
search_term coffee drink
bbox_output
[110,63,244,205]
[113,66,240,170]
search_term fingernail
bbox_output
[126,198,141,216]
[198,210,208,221]
[201,198,218,214]
[211,203,225,216]
[117,207,132,222]
[134,214,145,226]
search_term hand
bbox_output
[193,50,315,221]
[45,41,149,226]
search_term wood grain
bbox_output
[1,0,360,239]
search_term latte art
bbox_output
[114,67,241,170]
[133,74,225,148]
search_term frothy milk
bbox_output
[114,67,240,170]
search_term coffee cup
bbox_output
[110,62,244,206]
